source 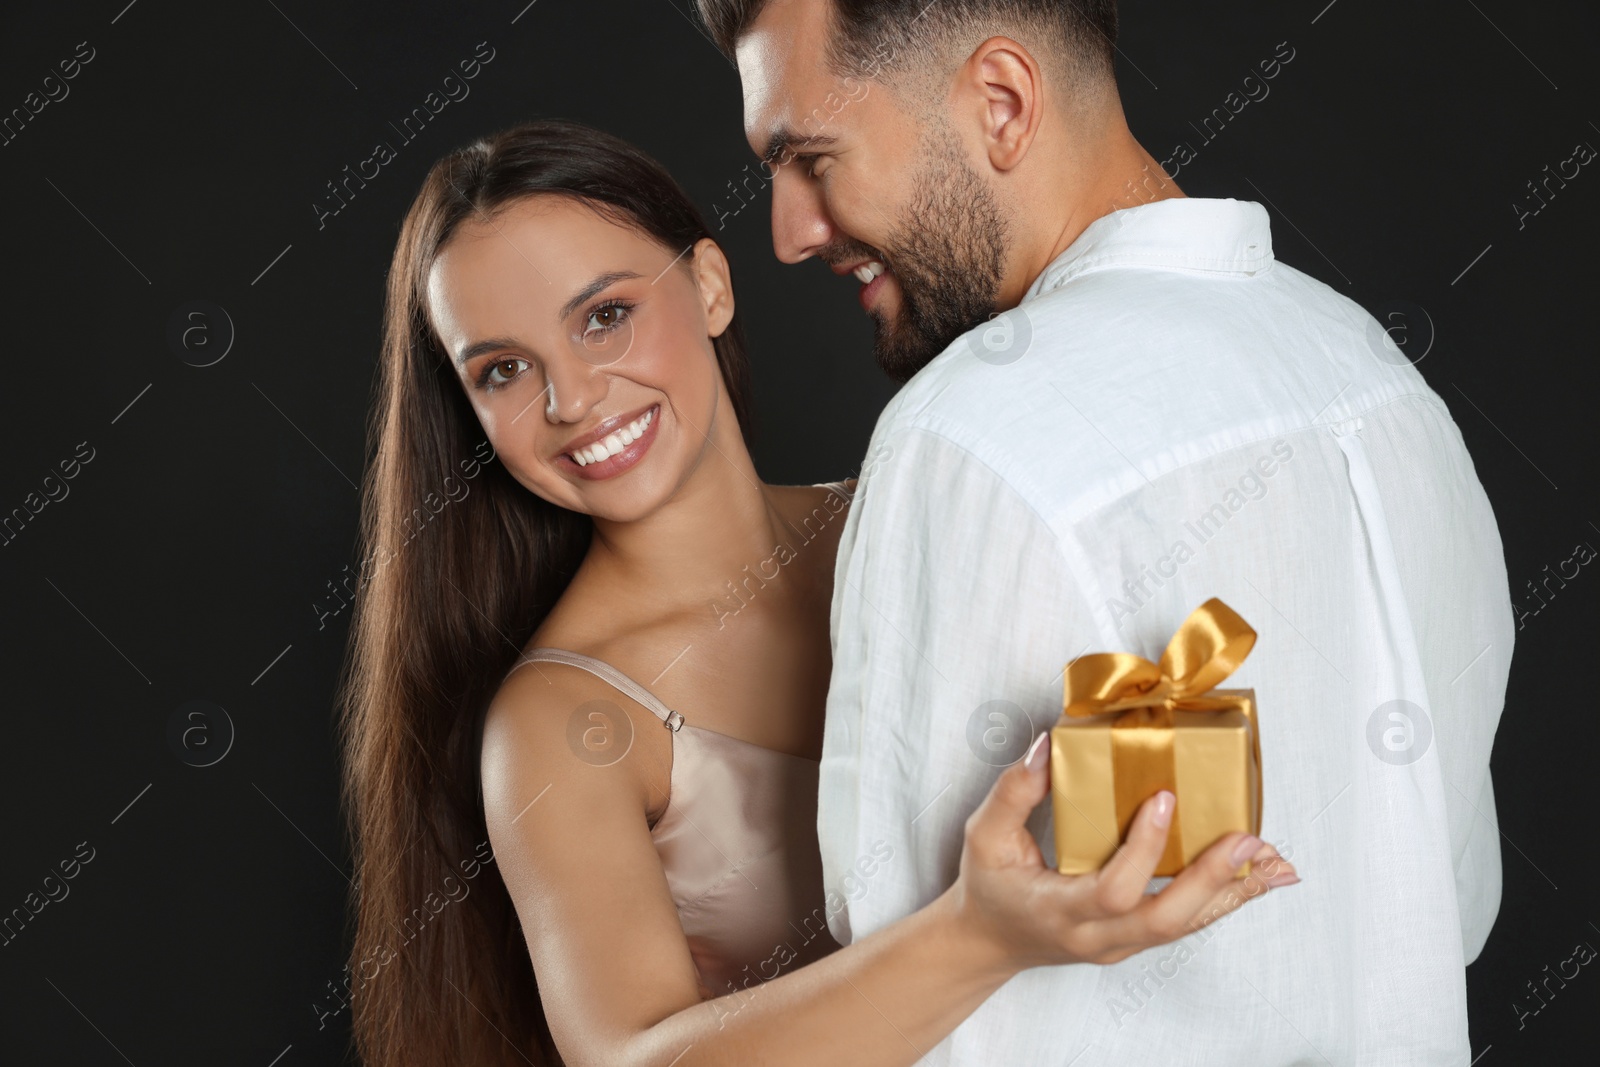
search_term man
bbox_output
[697,1,1511,1062]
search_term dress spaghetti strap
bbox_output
[508,647,684,731]
[818,478,854,498]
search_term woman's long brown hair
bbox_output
[335,118,756,1066]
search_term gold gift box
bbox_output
[1049,599,1264,879]
[1051,690,1260,877]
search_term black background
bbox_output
[1,0,1595,1063]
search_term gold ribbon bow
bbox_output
[1062,598,1260,873]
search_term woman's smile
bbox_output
[555,401,661,481]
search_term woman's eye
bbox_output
[481,357,527,388]
[584,301,633,336]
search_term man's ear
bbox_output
[691,237,735,338]
[956,35,1044,172]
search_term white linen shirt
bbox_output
[820,196,1512,1065]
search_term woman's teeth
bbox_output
[853,260,887,284]
[570,406,655,466]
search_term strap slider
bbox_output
[663,710,685,732]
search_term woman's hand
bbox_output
[947,730,1298,973]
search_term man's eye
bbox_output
[796,154,822,177]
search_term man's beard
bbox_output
[858,123,1010,384]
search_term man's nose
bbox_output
[770,166,834,265]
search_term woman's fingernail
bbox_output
[1025,731,1049,772]
[1264,871,1301,888]
[1229,835,1263,866]
[1151,790,1175,828]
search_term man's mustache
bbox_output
[818,238,889,271]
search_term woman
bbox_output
[335,119,1296,1067]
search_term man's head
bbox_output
[698,0,1126,382]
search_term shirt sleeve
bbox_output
[818,423,1098,945]
[1350,397,1515,966]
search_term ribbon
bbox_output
[1062,598,1259,872]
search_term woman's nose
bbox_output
[541,357,609,424]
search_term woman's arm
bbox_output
[482,667,1296,1067]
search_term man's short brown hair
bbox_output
[695,0,1120,90]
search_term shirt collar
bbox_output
[1022,196,1274,302]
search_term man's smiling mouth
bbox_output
[852,260,888,284]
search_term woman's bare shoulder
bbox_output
[482,648,673,826]
[769,477,858,519]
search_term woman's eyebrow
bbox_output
[455,335,522,368]
[558,269,644,320]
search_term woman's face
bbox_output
[426,195,736,522]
